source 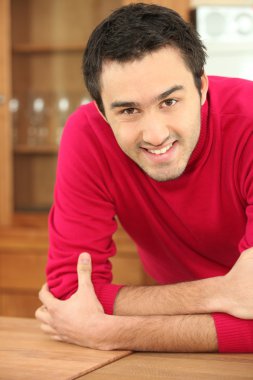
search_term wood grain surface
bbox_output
[79,351,253,380]
[0,317,131,380]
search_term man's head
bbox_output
[83,3,207,114]
[83,3,209,182]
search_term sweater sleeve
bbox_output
[46,108,123,315]
[213,130,253,352]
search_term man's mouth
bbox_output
[147,143,174,155]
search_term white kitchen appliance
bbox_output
[193,5,253,80]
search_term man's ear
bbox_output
[94,102,108,122]
[200,72,209,106]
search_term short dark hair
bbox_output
[83,3,207,114]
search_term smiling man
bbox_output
[35,3,253,352]
[100,47,207,181]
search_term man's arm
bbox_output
[104,314,217,352]
[36,253,218,352]
[114,277,222,316]
[114,248,253,320]
[36,250,253,352]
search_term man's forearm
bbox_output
[103,313,218,352]
[114,276,223,316]
[114,249,253,320]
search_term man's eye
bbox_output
[121,108,137,115]
[162,99,177,107]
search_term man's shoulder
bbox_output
[60,101,123,165]
[66,101,107,133]
[207,77,253,158]
[208,76,253,117]
[62,101,115,148]
[208,75,253,92]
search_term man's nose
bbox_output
[142,115,170,146]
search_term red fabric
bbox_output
[47,76,253,352]
[213,313,253,353]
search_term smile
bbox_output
[147,143,174,155]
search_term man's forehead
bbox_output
[100,46,184,75]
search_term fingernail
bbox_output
[80,253,90,264]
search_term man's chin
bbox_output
[140,163,187,182]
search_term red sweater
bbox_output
[47,76,253,352]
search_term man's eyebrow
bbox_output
[110,85,184,110]
[156,85,184,102]
[110,101,137,110]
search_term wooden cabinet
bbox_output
[0,0,13,226]
[0,0,189,317]
[11,0,119,211]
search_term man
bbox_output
[35,3,253,352]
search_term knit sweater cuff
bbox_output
[212,313,253,352]
[94,283,125,315]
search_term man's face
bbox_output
[100,47,208,181]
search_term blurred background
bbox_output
[0,0,252,317]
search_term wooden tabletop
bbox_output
[0,317,131,380]
[1,316,253,380]
[80,351,253,380]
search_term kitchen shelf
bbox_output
[13,44,84,54]
[14,145,59,155]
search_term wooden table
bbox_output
[79,351,253,380]
[0,317,130,380]
[1,317,253,380]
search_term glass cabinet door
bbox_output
[10,0,120,211]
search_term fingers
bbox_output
[35,306,64,341]
[52,335,64,342]
[38,283,60,309]
[77,252,93,292]
[39,321,65,343]
[35,305,53,325]
[40,322,58,335]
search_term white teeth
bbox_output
[148,143,173,155]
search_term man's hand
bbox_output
[220,247,253,319]
[35,253,113,350]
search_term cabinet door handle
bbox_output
[0,94,5,105]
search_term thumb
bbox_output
[77,252,92,291]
